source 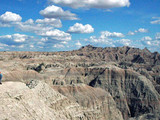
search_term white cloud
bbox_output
[61,41,68,44]
[86,33,114,46]
[155,33,160,40]
[0,12,54,32]
[0,12,66,46]
[11,45,16,48]
[0,34,32,45]
[0,11,22,23]
[100,31,125,38]
[36,18,62,28]
[49,0,130,9]
[15,21,53,33]
[12,34,28,43]
[0,13,61,37]
[0,11,73,50]
[151,17,160,24]
[151,20,160,24]
[0,43,8,47]
[127,28,148,36]
[68,23,94,34]
[38,29,71,41]
[142,36,152,41]
[146,41,151,45]
[41,37,48,42]
[0,11,22,27]
[142,40,159,47]
[85,31,133,47]
[24,19,34,24]
[0,12,61,34]
[30,45,34,48]
[141,33,160,49]
[75,41,82,47]
[127,31,135,35]
[141,34,160,48]
[53,44,65,48]
[116,39,131,46]
[135,28,148,33]
[0,35,12,39]
[141,36,152,46]
[0,22,11,27]
[18,45,24,48]
[40,5,78,20]
[151,41,160,47]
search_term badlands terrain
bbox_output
[0,45,160,120]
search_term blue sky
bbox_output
[0,0,160,52]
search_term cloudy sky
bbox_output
[0,0,160,52]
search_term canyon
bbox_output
[0,45,160,120]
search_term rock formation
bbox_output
[53,84,123,120]
[0,45,159,120]
[0,81,123,120]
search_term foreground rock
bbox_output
[0,81,124,120]
[0,81,87,120]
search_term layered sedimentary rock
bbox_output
[0,45,159,120]
[0,81,123,120]
[0,81,87,120]
[53,84,123,120]
[50,66,160,119]
[3,70,43,83]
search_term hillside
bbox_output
[0,45,160,120]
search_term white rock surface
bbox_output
[0,81,87,120]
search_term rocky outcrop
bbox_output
[50,66,160,119]
[129,113,160,120]
[53,84,123,120]
[77,45,160,65]
[0,81,89,120]
[0,45,159,120]
[3,70,43,83]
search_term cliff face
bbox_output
[50,66,160,119]
[53,84,123,120]
[0,45,160,120]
